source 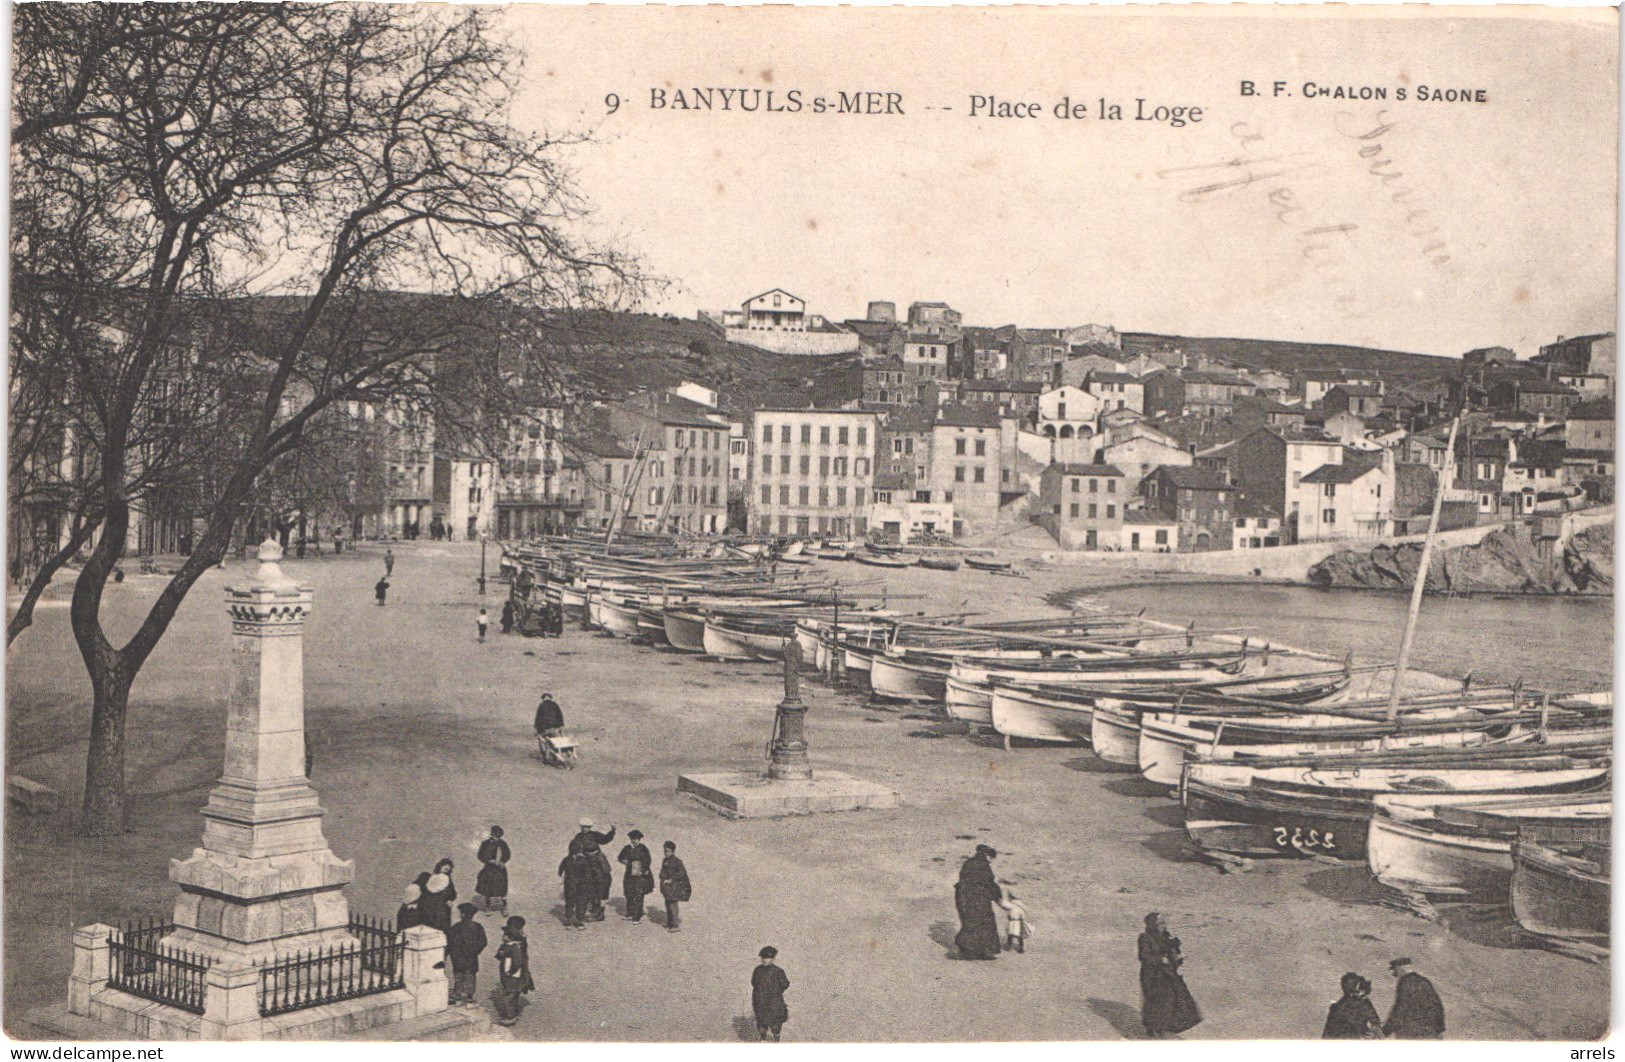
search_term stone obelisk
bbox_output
[166,538,356,963]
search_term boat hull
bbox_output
[599,597,643,638]
[990,685,1093,744]
[869,654,947,702]
[1366,814,1514,899]
[1089,707,1143,770]
[944,676,993,726]
[663,610,708,653]
[1511,842,1610,941]
[703,620,785,662]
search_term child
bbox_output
[445,903,487,1006]
[1000,890,1029,953]
[477,607,489,642]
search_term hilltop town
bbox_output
[13,287,1613,569]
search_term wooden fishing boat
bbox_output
[812,547,853,561]
[1182,761,1610,861]
[856,552,911,569]
[598,594,645,638]
[869,651,952,702]
[1367,793,1610,900]
[987,681,1099,743]
[918,556,961,572]
[663,609,710,652]
[1511,836,1610,943]
[703,616,794,661]
[964,557,1013,573]
[635,605,670,645]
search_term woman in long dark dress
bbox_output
[953,844,1003,960]
[421,862,457,933]
[476,827,512,912]
[751,946,791,1041]
[1138,913,1202,1038]
[1323,973,1382,1039]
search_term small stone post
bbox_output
[401,926,448,1017]
[198,963,262,1041]
[768,640,812,781]
[67,924,114,1016]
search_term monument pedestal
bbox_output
[678,769,900,818]
[679,640,899,819]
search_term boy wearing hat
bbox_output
[618,830,655,923]
[1383,958,1444,1039]
[751,947,790,1041]
[659,841,691,932]
[446,902,488,1006]
[493,916,534,1026]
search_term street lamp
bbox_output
[479,531,488,596]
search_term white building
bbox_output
[1037,385,1103,440]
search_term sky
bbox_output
[505,6,1616,358]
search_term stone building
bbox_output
[749,408,879,537]
[927,404,1003,538]
[1039,462,1126,550]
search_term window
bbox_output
[650,487,660,506]
[818,486,829,506]
[893,439,904,454]
[762,455,772,474]
[761,486,771,505]
[1053,504,1062,515]
[778,515,789,534]
[1070,478,1080,493]
[801,425,812,445]
[903,438,913,454]
[780,455,791,474]
[1155,529,1169,545]
[820,426,831,445]
[781,425,791,444]
[710,486,719,505]
[856,459,868,476]
[1089,479,1099,493]
[834,458,847,476]
[838,426,849,444]
[955,466,965,483]
[974,467,985,483]
[1107,479,1116,494]
[1375,484,1382,497]
[836,487,847,506]
[1088,503,1098,518]
[819,456,830,477]
[799,486,810,505]
[688,456,696,476]
[855,488,865,506]
[955,438,966,456]
[1106,504,1115,518]
[1322,508,1337,523]
[858,427,867,446]
[1058,402,1067,420]
[1070,502,1080,518]
[975,438,987,457]
[943,491,954,503]
[780,486,790,505]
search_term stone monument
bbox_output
[678,638,899,818]
[46,539,467,1041]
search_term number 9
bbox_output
[605,93,621,115]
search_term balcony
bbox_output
[496,492,582,510]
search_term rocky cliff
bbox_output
[1306,522,1613,595]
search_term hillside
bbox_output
[542,310,861,414]
[1120,332,1460,383]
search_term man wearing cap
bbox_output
[617,830,655,923]
[569,820,616,921]
[751,946,791,1041]
[953,844,1003,960]
[1383,958,1444,1039]
[659,841,691,932]
[446,902,488,1006]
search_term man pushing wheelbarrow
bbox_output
[533,691,578,768]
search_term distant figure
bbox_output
[569,820,616,922]
[953,844,1002,960]
[476,826,511,912]
[1138,913,1202,1039]
[478,607,489,643]
[617,830,655,923]
[397,884,423,931]
[751,946,791,1041]
[659,841,691,932]
[422,859,457,933]
[493,916,534,1026]
[1323,972,1382,1039]
[558,849,594,929]
[534,693,565,738]
[384,548,395,576]
[546,602,563,637]
[333,527,344,554]
[446,903,487,1007]
[375,577,389,606]
[999,889,1029,954]
[1383,958,1444,1039]
[501,600,516,635]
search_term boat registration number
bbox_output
[1273,826,1336,851]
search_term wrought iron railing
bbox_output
[257,926,405,1017]
[347,914,402,975]
[106,920,211,1015]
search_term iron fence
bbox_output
[258,931,405,1017]
[105,920,211,1015]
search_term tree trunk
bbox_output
[80,656,133,835]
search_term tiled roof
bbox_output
[1086,371,1140,384]
[1182,370,1254,387]
[1123,509,1175,525]
[934,404,1001,429]
[1053,462,1125,476]
[1328,383,1382,397]
[1569,398,1615,420]
[1509,378,1579,395]
[962,379,1043,393]
[1301,462,1380,485]
[1149,466,1230,491]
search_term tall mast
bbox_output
[1388,414,1461,722]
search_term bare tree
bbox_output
[11,3,644,834]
